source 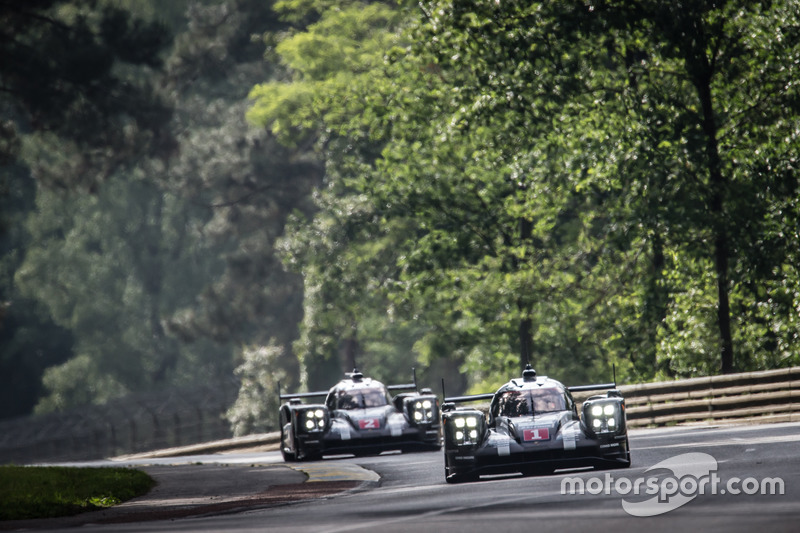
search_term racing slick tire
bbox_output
[280,426,297,462]
[606,437,631,469]
[444,457,478,484]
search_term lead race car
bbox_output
[442,365,630,483]
[278,368,441,461]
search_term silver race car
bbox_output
[279,369,441,461]
[442,365,630,482]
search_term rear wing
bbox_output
[278,367,420,404]
[277,386,327,402]
[443,393,494,404]
[568,364,617,393]
[568,382,617,393]
[442,366,618,406]
[387,367,418,392]
[442,384,617,404]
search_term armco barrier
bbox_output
[0,380,240,464]
[4,368,799,464]
[618,367,800,427]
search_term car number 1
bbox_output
[523,428,550,441]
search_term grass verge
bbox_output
[0,465,155,521]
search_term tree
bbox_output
[249,0,424,390]
[226,342,288,436]
[161,0,321,397]
[1,0,175,416]
[6,0,320,416]
[1,0,174,189]
[600,0,800,374]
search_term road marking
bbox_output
[289,463,380,483]
[634,432,800,450]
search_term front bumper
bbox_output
[446,434,629,478]
[299,426,441,456]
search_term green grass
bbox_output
[0,465,155,521]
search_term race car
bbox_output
[278,368,441,461]
[442,365,630,483]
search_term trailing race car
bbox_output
[278,368,441,461]
[442,365,630,483]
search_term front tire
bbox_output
[606,437,631,469]
[444,456,478,483]
[280,425,297,462]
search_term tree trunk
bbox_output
[342,331,359,372]
[697,76,735,374]
[517,216,534,369]
[519,314,533,368]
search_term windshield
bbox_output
[496,389,566,417]
[336,387,390,409]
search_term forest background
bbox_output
[2,0,799,436]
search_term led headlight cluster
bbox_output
[586,402,620,434]
[412,399,434,423]
[451,415,481,444]
[302,409,326,432]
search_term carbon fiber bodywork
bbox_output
[279,370,441,461]
[442,366,630,483]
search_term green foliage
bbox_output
[15,175,229,410]
[3,0,798,423]
[247,1,403,145]
[0,163,76,418]
[226,343,287,436]
[253,0,800,396]
[0,0,175,187]
[3,0,316,416]
[0,466,154,520]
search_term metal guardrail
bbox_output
[619,367,800,427]
[113,432,281,460]
[4,368,799,464]
[0,380,239,464]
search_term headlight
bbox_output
[450,415,481,445]
[411,400,434,423]
[302,409,326,431]
[586,402,621,434]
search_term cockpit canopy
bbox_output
[329,386,392,410]
[493,388,568,417]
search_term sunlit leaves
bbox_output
[256,0,800,393]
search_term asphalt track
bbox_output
[6,421,800,532]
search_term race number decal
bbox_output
[523,428,550,441]
[359,418,380,430]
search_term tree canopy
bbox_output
[249,0,800,394]
[1,0,798,429]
